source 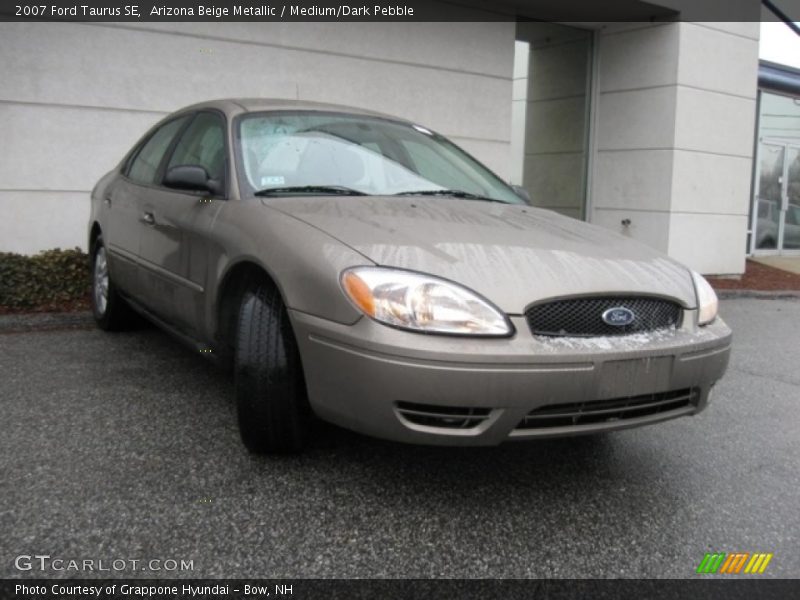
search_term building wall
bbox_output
[510,41,529,186]
[590,22,760,275]
[1,18,762,275]
[0,20,514,254]
[512,22,591,221]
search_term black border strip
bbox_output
[3,579,800,600]
[0,0,795,22]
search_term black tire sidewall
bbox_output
[234,283,309,453]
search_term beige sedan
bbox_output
[89,99,731,453]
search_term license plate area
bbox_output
[597,356,674,398]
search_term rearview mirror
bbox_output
[164,165,221,195]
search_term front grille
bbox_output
[395,402,492,430]
[526,296,682,337]
[516,388,698,430]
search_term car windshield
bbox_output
[236,111,524,204]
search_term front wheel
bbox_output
[234,282,310,454]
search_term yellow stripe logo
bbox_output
[697,552,773,574]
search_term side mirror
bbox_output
[511,185,531,203]
[164,165,221,195]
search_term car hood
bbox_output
[263,196,697,313]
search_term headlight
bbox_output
[341,267,512,336]
[691,271,718,325]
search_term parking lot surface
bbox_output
[1,298,798,578]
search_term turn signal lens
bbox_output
[692,271,719,326]
[342,271,376,316]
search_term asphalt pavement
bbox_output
[1,298,798,579]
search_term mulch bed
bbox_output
[707,260,800,291]
[0,295,90,315]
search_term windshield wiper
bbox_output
[394,189,508,204]
[255,185,368,197]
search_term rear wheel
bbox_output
[91,236,133,331]
[234,282,310,454]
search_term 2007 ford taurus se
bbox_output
[89,98,731,453]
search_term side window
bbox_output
[166,112,226,186]
[127,116,189,185]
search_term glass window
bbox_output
[236,112,523,204]
[127,116,189,185]
[757,199,772,220]
[752,92,800,252]
[787,204,800,226]
[403,140,485,192]
[167,112,226,184]
[759,91,800,146]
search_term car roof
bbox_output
[177,98,411,123]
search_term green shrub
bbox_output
[0,247,90,310]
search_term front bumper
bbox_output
[290,309,732,446]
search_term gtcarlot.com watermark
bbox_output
[14,554,194,573]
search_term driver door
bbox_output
[107,114,191,301]
[137,111,227,337]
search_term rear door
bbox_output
[137,111,228,336]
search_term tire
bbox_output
[234,282,310,453]
[91,236,133,331]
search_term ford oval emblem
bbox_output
[602,307,636,327]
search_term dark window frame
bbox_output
[122,113,194,184]
[161,110,229,199]
[120,109,230,200]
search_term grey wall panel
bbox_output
[1,21,515,253]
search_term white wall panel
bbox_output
[0,21,515,253]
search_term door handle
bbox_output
[142,212,155,225]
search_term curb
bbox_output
[716,290,800,300]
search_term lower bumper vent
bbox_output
[516,388,699,430]
[396,402,492,429]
